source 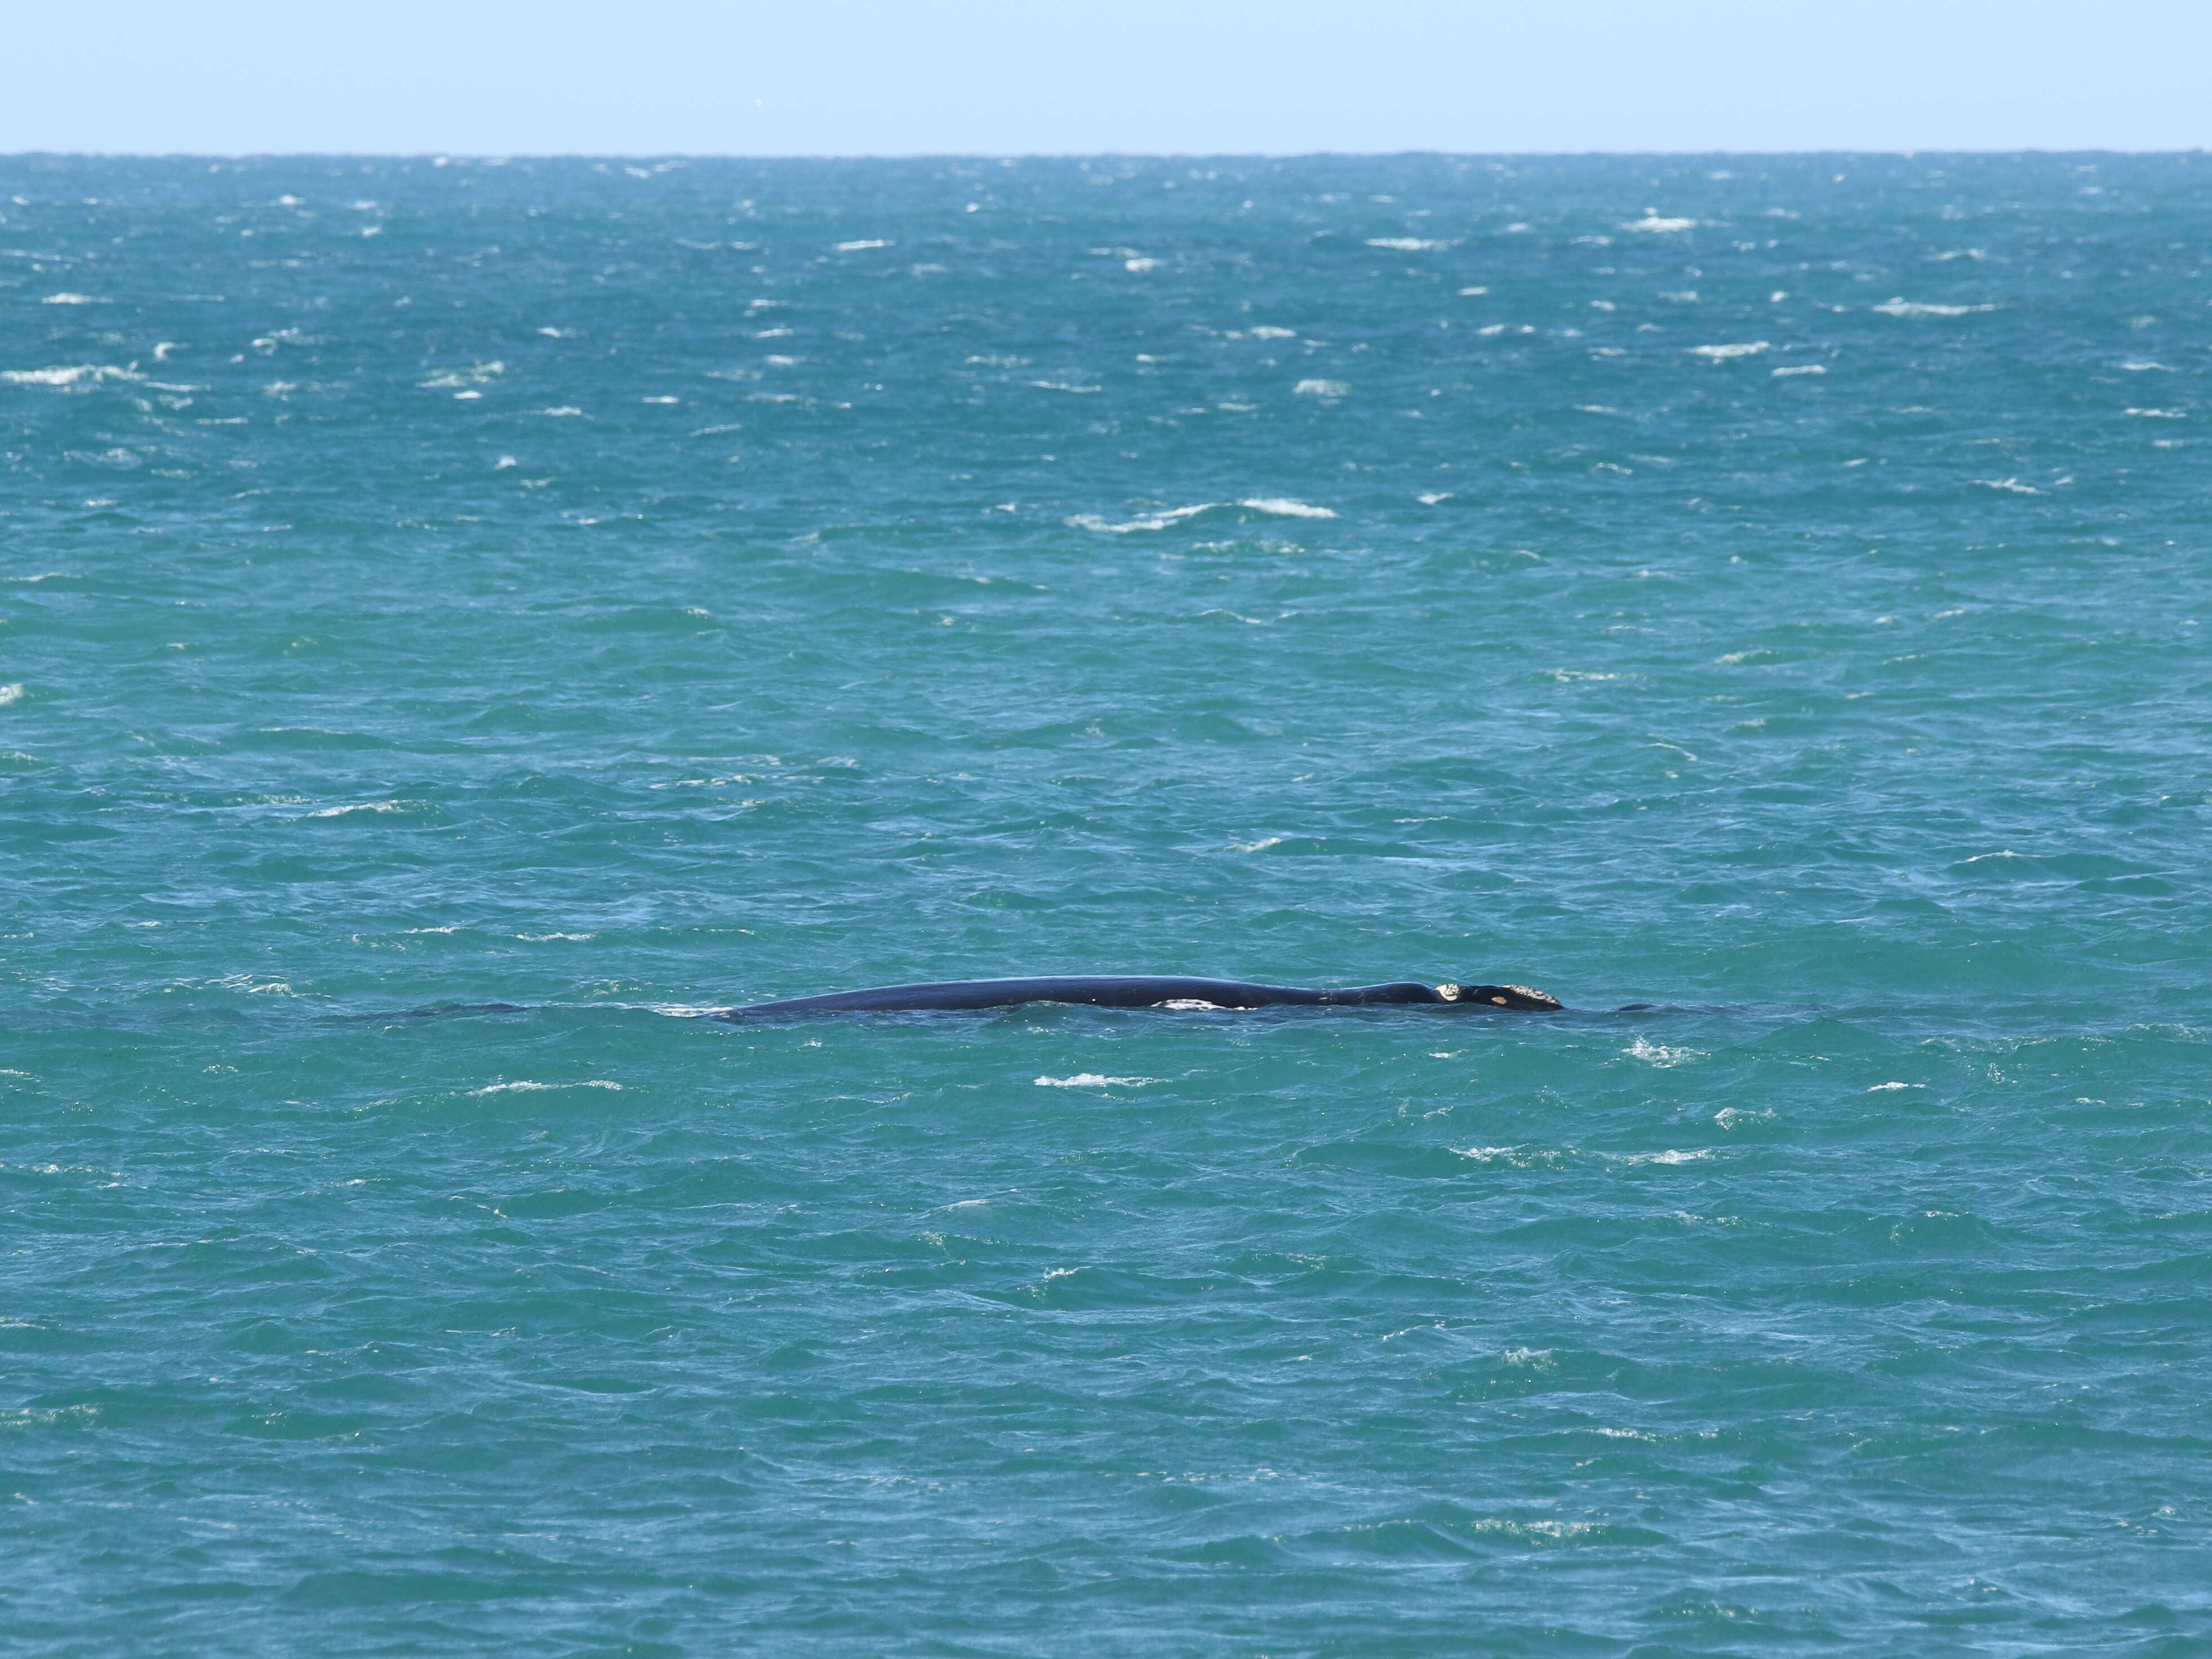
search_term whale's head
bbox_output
[1438,982,1562,1011]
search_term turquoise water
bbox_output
[4,153,2210,1654]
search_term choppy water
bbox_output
[4,153,2210,1655]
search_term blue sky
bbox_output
[8,0,2209,155]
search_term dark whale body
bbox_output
[725,976,1563,1016]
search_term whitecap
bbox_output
[1229,836,1283,852]
[419,362,504,390]
[1068,499,1332,533]
[0,684,23,706]
[1867,1082,1925,1092]
[1873,298,1995,317]
[1247,325,1296,339]
[1771,364,1825,377]
[41,292,101,304]
[1068,505,1212,533]
[1240,496,1335,518]
[540,406,585,417]
[1972,478,2041,494]
[211,972,294,996]
[1626,1035,1703,1067]
[303,800,406,818]
[470,1080,623,1095]
[1123,257,1162,272]
[1293,379,1349,397]
[833,239,892,252]
[1034,1074,1160,1087]
[2,364,141,386]
[2124,408,2186,419]
[1623,215,1696,233]
[1687,342,1770,361]
[1366,237,1447,251]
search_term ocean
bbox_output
[3,152,2209,1654]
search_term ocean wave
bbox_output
[1067,499,1335,533]
[469,1080,624,1095]
[1366,237,1449,252]
[2,364,143,386]
[1034,1074,1160,1088]
[1687,343,1771,361]
[1626,1036,1704,1067]
[1623,215,1696,233]
[1873,299,1996,317]
[419,362,504,390]
[301,800,410,818]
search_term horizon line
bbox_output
[7,147,2211,163]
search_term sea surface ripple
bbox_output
[3,154,2210,1655]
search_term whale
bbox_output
[723,976,1564,1016]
